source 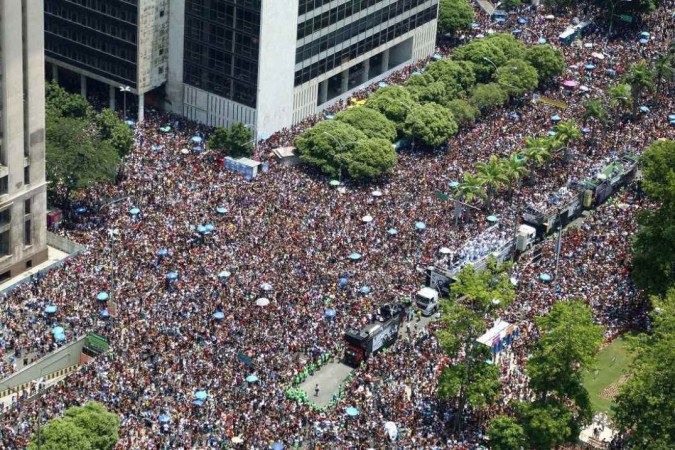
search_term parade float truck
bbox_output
[343,304,405,366]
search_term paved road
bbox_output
[298,312,436,406]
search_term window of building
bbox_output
[24,199,31,215]
[0,176,7,195]
[0,209,10,227]
[24,166,30,185]
[0,230,10,256]
[24,220,32,246]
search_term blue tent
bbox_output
[205,224,215,233]
[581,127,591,134]
[639,105,650,113]
[194,390,207,401]
[75,207,87,214]
[487,215,498,223]
[551,115,561,122]
[45,305,57,314]
[213,311,225,320]
[470,22,480,29]
[152,145,163,152]
[219,270,231,278]
[411,71,422,76]
[216,206,228,214]
[345,407,359,417]
[97,292,109,302]
[584,64,596,70]
[512,29,522,35]
[517,17,528,24]
[54,332,66,342]
[359,286,371,294]
[449,181,460,188]
[166,271,179,281]
[158,414,170,424]
[349,252,362,260]
[325,113,335,120]
[125,119,135,127]
[548,130,557,137]
[538,38,547,44]
[157,248,169,257]
[191,136,203,143]
[378,82,388,88]
[324,309,336,318]
[129,207,141,216]
[272,443,284,450]
[100,309,110,318]
[432,53,442,60]
[51,326,64,335]
[245,374,259,383]
[415,222,426,230]
[160,126,171,133]
[668,114,675,121]
[338,277,348,288]
[640,31,650,38]
[539,273,552,282]
[192,399,204,407]
[605,69,617,77]
[387,228,398,235]
[639,38,649,45]
[197,225,207,234]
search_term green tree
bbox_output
[552,119,581,149]
[365,85,417,132]
[452,40,508,82]
[475,155,510,208]
[345,138,398,180]
[29,418,93,450]
[457,172,487,204]
[517,399,578,449]
[493,58,539,96]
[405,74,449,105]
[45,82,92,119]
[446,99,480,127]
[608,83,633,113]
[63,401,120,450]
[527,300,603,428]
[334,107,396,142]
[425,59,477,98]
[207,122,253,158]
[623,60,655,110]
[295,121,366,177]
[403,102,458,148]
[501,153,529,198]
[652,49,675,93]
[487,416,527,450]
[437,0,474,36]
[501,0,522,10]
[483,33,526,60]
[470,83,509,110]
[96,108,134,156]
[521,136,553,171]
[582,99,608,127]
[525,45,565,83]
[632,140,675,295]
[613,289,675,449]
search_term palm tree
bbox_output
[608,83,633,114]
[474,155,509,208]
[623,61,655,110]
[653,52,675,94]
[582,99,608,143]
[500,154,529,198]
[522,136,553,168]
[457,172,487,204]
[552,119,581,147]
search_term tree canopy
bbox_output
[365,85,417,131]
[345,138,398,180]
[206,122,253,158]
[437,0,475,36]
[452,40,508,82]
[526,45,566,83]
[296,121,366,177]
[487,416,527,450]
[334,106,397,142]
[403,102,458,148]
[446,99,480,127]
[494,58,540,96]
[470,83,509,110]
[425,59,478,99]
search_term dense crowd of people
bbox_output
[0,1,673,448]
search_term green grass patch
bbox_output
[582,336,634,413]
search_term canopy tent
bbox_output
[476,319,519,355]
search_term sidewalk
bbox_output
[0,246,70,293]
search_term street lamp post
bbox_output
[120,86,131,121]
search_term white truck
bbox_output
[415,286,440,316]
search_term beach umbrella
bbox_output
[378,82,388,88]
[329,180,340,187]
[581,127,591,134]
[584,64,596,70]
[487,215,499,223]
[538,38,547,44]
[359,286,371,295]
[547,130,557,137]
[166,271,179,281]
[411,71,422,76]
[669,115,675,121]
[562,80,578,89]
[157,248,169,257]
[160,126,171,133]
[371,190,383,197]
[191,136,203,143]
[216,206,228,214]
[75,207,87,214]
[639,105,650,113]
[245,374,259,383]
[361,215,373,223]
[639,38,649,45]
[512,29,522,35]
[349,252,362,260]
[387,228,398,235]
[439,247,452,255]
[180,148,189,154]
[152,144,163,152]
[338,277,348,288]
[591,52,605,60]
[97,292,109,302]
[539,273,552,282]
[640,31,650,38]
[204,224,215,233]
[345,407,359,417]
[192,399,204,407]
[551,115,562,122]
[54,332,66,342]
[100,309,110,318]
[261,282,273,291]
[415,221,426,230]
[196,225,207,234]
[45,305,57,314]
[129,207,141,216]
[325,113,335,120]
[219,270,231,279]
[51,326,64,335]
[449,181,460,189]
[471,22,480,29]
[579,85,590,92]
[272,442,284,450]
[194,390,207,401]
[324,308,336,318]
[158,414,170,424]
[432,53,442,60]
[256,298,270,307]
[125,119,135,126]
[213,311,225,320]
[232,437,244,444]
[517,17,527,24]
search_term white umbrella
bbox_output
[362,215,373,223]
[371,190,383,197]
[384,421,398,440]
[232,436,244,444]
[439,247,452,255]
[180,148,189,154]
[261,283,273,291]
[591,52,605,60]
[256,298,270,307]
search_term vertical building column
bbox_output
[318,81,328,105]
[382,49,390,72]
[109,85,116,111]
[80,75,87,98]
[138,94,145,122]
[362,59,370,84]
[51,64,59,83]
[340,69,349,94]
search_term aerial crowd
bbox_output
[0,1,674,449]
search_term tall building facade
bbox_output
[0,0,48,280]
[171,0,439,138]
[44,0,170,121]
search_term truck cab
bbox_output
[415,287,440,316]
[516,224,537,251]
[343,304,404,366]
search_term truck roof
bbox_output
[417,287,438,298]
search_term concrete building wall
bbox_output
[183,85,258,130]
[165,0,186,113]
[0,0,48,279]
[256,0,300,138]
[137,0,170,94]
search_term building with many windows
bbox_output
[0,0,48,280]
[171,0,439,138]
[44,0,170,121]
